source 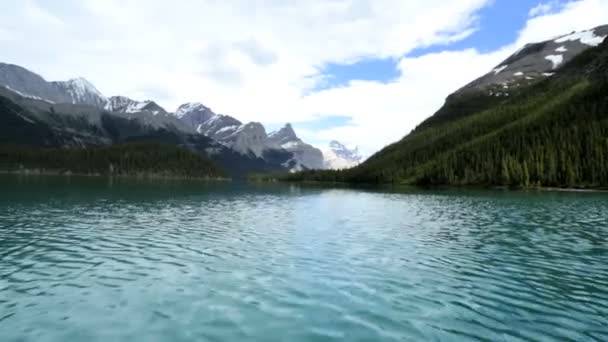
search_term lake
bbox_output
[0,175,607,341]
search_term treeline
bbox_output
[417,79,608,188]
[283,42,608,189]
[0,142,226,178]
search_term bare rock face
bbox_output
[52,78,108,108]
[459,25,608,97]
[173,102,324,170]
[175,102,216,130]
[174,103,267,157]
[106,96,194,133]
[195,114,242,139]
[223,122,270,158]
[268,124,324,170]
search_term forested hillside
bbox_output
[284,39,608,189]
[0,142,225,178]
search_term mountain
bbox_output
[173,103,324,170]
[323,140,363,169]
[0,63,193,134]
[286,25,608,189]
[267,124,324,170]
[52,78,108,108]
[106,96,167,115]
[174,103,270,158]
[0,63,108,107]
[0,84,298,177]
[175,102,216,129]
[105,95,195,133]
[461,26,608,93]
[0,61,334,175]
[0,66,298,177]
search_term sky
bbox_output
[1,0,608,156]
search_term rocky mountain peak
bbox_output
[459,24,608,96]
[174,102,216,131]
[106,96,167,115]
[0,63,71,104]
[268,123,300,145]
[52,77,107,108]
[175,102,211,118]
[329,140,346,149]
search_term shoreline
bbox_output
[0,169,231,182]
[3,170,607,193]
[258,178,608,193]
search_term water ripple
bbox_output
[0,178,607,341]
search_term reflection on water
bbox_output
[0,175,607,341]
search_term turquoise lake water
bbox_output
[0,176,607,341]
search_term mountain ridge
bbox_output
[284,24,608,189]
[0,62,333,175]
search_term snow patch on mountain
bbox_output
[492,65,508,75]
[323,140,363,170]
[2,85,55,103]
[545,54,564,69]
[459,25,608,95]
[105,96,165,115]
[174,102,211,119]
[56,77,107,106]
[555,29,607,46]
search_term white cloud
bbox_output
[301,0,608,155]
[0,0,607,156]
[0,28,12,42]
[529,1,561,17]
[517,0,608,46]
[23,0,66,27]
[0,0,488,151]
[296,48,512,155]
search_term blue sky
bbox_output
[288,0,578,148]
[318,0,546,90]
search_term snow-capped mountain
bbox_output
[268,124,324,170]
[0,61,337,171]
[0,63,107,107]
[173,103,324,169]
[460,25,608,96]
[175,102,216,129]
[52,78,107,108]
[222,122,270,158]
[195,114,242,137]
[323,140,363,170]
[175,104,262,156]
[106,96,167,115]
[106,96,194,132]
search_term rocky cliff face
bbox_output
[268,124,324,170]
[52,78,108,108]
[173,103,324,170]
[175,102,216,130]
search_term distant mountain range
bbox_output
[323,141,363,169]
[286,25,608,189]
[0,62,361,176]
